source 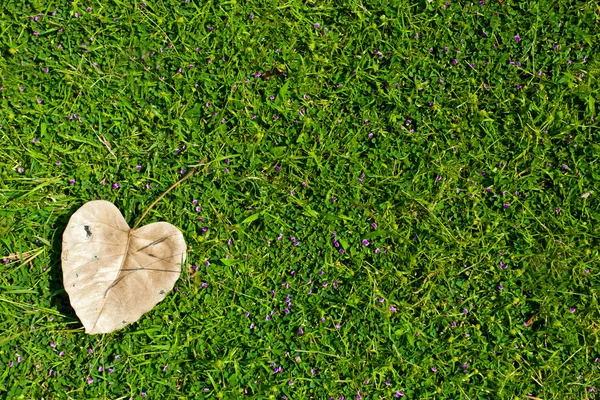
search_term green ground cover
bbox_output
[1,0,599,398]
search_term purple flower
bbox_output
[498,285,504,290]
[112,183,120,189]
[163,365,168,371]
[396,392,404,397]
[362,239,369,246]
[514,35,521,42]
[204,261,210,267]
[87,377,93,384]
[503,203,510,208]
[431,367,437,372]
[389,306,397,312]
[569,307,576,313]
[249,13,254,19]
[88,348,93,354]
[17,356,23,362]
[17,167,24,173]
[555,207,561,213]
[141,393,147,398]
[136,165,142,171]
[436,175,442,181]
[298,328,304,334]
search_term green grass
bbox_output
[1,0,599,398]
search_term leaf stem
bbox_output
[133,166,198,230]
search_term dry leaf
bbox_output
[581,191,593,198]
[61,200,186,334]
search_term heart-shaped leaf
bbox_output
[61,200,186,334]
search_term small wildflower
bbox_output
[87,377,93,384]
[362,239,369,246]
[514,35,521,42]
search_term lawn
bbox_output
[0,0,599,398]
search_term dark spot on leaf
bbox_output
[160,290,165,295]
[84,225,92,239]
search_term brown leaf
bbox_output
[4,252,32,261]
[262,67,286,80]
[61,200,186,334]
